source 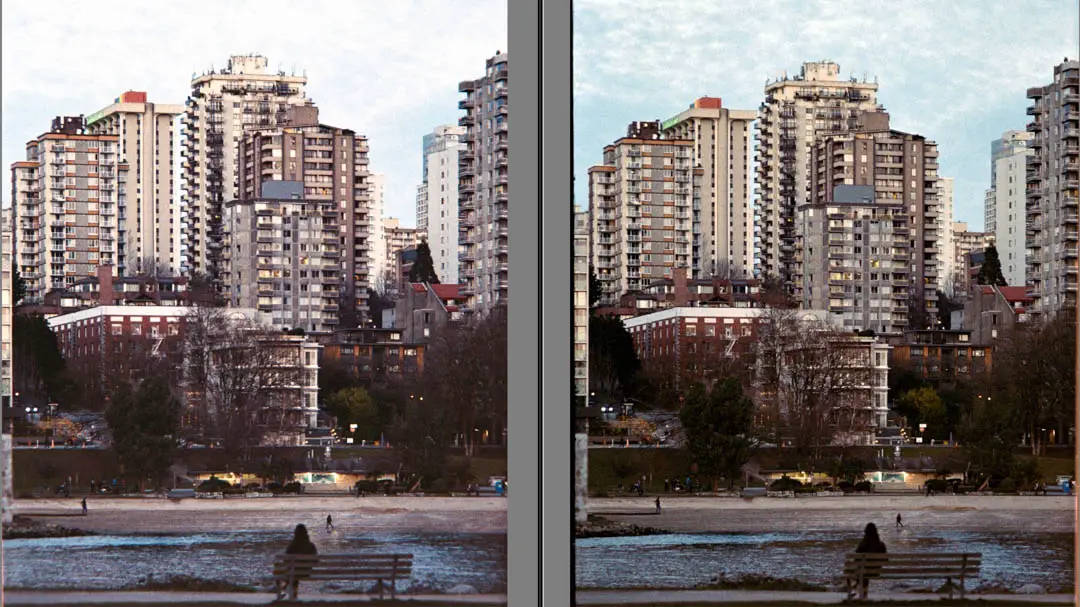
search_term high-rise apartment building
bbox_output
[235,104,371,323]
[85,91,184,275]
[588,121,700,305]
[223,182,341,334]
[11,117,129,303]
[952,222,994,296]
[1,206,12,524]
[757,61,882,290]
[1026,59,1079,320]
[182,54,310,278]
[458,52,508,314]
[573,206,589,399]
[369,173,386,290]
[2,207,13,408]
[381,218,421,293]
[798,189,910,335]
[661,97,756,279]
[799,112,942,331]
[985,130,1033,237]
[420,126,466,285]
[938,177,955,293]
[986,132,1033,287]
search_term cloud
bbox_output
[1,0,507,226]
[572,0,1078,229]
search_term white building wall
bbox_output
[369,173,386,291]
[994,150,1032,286]
[938,177,955,293]
[424,127,465,285]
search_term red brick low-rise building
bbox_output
[47,305,191,409]
[623,307,767,391]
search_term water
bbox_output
[3,531,507,593]
[575,530,1074,592]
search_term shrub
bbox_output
[769,476,803,492]
[997,478,1017,493]
[837,480,854,493]
[794,486,818,494]
[282,481,304,494]
[926,479,948,493]
[266,481,284,493]
[196,477,231,493]
[853,480,873,493]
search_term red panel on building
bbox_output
[695,97,722,109]
[120,91,148,103]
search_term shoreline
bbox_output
[8,496,508,536]
[582,495,1075,535]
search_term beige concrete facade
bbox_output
[85,92,183,276]
[757,61,882,291]
[661,98,756,279]
[182,54,310,278]
[458,52,508,315]
[798,197,911,335]
[1025,59,1079,320]
[11,118,130,302]
[588,122,701,305]
[223,195,342,334]
[573,206,589,398]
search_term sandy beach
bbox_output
[587,494,1076,533]
[11,496,508,535]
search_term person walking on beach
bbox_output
[895,513,903,529]
[325,514,334,532]
[81,497,87,516]
[279,524,318,600]
[854,523,887,599]
[655,497,661,514]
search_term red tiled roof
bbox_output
[431,284,462,300]
[997,286,1033,302]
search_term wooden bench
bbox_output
[844,552,981,600]
[272,553,413,601]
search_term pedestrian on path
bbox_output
[326,514,334,532]
[81,498,87,516]
[655,497,661,514]
[895,513,903,529]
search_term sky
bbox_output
[572,0,1079,232]
[1,0,507,228]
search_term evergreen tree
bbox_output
[408,240,440,284]
[12,266,27,305]
[976,244,1007,287]
[588,267,602,308]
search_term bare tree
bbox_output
[418,308,507,456]
[205,324,308,458]
[182,307,231,435]
[131,255,176,278]
[754,308,875,456]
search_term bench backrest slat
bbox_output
[844,552,981,577]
